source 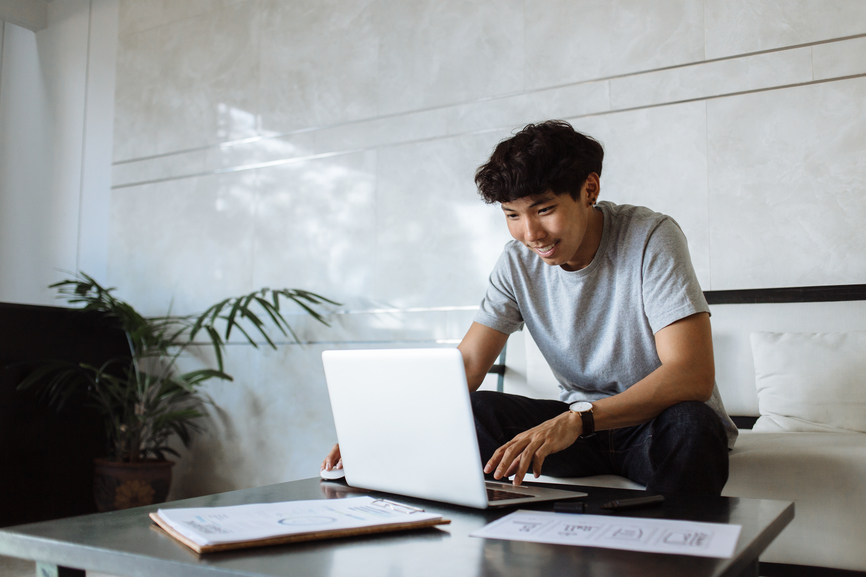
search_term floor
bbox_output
[0,555,121,577]
[0,554,33,577]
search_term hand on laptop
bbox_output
[321,443,343,472]
[484,412,582,486]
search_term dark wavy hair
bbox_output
[474,120,604,204]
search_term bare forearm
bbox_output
[591,360,714,431]
[461,354,489,392]
[458,322,509,392]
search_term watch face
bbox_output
[569,401,593,413]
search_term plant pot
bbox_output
[93,458,174,512]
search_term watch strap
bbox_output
[578,408,595,438]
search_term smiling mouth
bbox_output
[532,242,557,256]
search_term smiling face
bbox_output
[501,174,603,272]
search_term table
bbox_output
[0,478,793,577]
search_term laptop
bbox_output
[321,348,586,509]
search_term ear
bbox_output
[583,173,601,206]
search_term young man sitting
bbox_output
[324,120,735,495]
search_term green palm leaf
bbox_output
[16,273,339,462]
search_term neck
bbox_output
[561,207,603,272]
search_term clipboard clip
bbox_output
[371,499,426,515]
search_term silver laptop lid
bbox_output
[322,348,586,509]
[322,348,490,508]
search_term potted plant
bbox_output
[17,273,338,511]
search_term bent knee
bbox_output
[654,402,727,446]
[469,390,499,410]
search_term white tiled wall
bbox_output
[106,0,866,498]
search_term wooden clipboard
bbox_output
[149,508,450,554]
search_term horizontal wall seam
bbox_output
[111,32,866,168]
[333,305,479,314]
[112,72,866,191]
[592,72,866,118]
[112,148,367,189]
[189,339,467,347]
[167,305,481,319]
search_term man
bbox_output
[323,120,735,495]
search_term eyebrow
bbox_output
[502,195,556,212]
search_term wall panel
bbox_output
[707,77,866,290]
[108,171,258,315]
[705,0,866,59]
[259,0,379,135]
[252,151,378,303]
[813,35,866,80]
[524,0,705,89]
[374,0,525,115]
[113,0,259,161]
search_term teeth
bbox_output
[537,244,555,253]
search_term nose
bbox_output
[524,216,544,242]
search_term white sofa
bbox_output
[498,294,866,574]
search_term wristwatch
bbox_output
[569,401,595,438]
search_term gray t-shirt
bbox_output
[475,201,737,448]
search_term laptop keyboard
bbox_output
[487,487,536,501]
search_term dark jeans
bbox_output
[470,391,729,496]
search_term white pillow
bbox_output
[750,331,866,433]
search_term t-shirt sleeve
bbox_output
[474,249,525,334]
[641,218,709,334]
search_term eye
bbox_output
[538,205,555,215]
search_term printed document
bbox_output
[155,496,444,547]
[471,510,741,558]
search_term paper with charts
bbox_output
[155,496,444,548]
[471,510,741,558]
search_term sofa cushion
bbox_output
[750,331,866,433]
[723,430,866,571]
